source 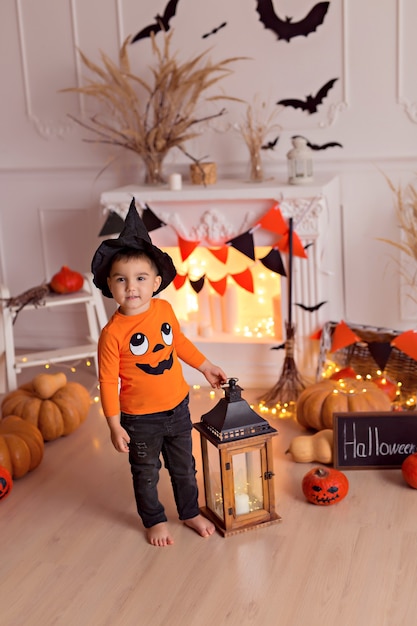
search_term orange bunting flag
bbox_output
[231,268,254,293]
[257,203,287,235]
[276,230,308,258]
[173,274,187,290]
[330,320,361,353]
[310,327,323,341]
[391,329,417,362]
[208,246,229,264]
[178,235,200,261]
[208,276,228,296]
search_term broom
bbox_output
[262,216,306,406]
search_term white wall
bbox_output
[1,0,417,356]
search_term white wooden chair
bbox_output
[0,272,108,393]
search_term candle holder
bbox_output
[193,378,281,537]
[287,136,313,185]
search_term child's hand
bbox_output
[199,360,227,389]
[109,424,130,453]
[106,415,130,452]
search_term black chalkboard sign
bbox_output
[333,411,417,469]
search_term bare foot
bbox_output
[146,522,174,547]
[184,514,215,538]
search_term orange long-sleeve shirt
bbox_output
[98,298,206,417]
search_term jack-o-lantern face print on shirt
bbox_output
[130,321,174,375]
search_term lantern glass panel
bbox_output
[232,450,263,515]
[205,439,224,520]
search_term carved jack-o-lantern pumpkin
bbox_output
[0,465,13,501]
[302,466,349,506]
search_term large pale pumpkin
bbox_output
[0,415,44,478]
[296,379,392,431]
[1,373,91,441]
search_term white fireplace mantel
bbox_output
[99,175,344,387]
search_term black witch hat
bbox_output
[91,197,176,298]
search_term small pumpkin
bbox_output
[401,453,417,489]
[1,374,91,441]
[296,379,392,431]
[302,466,349,506]
[0,416,44,478]
[32,372,67,399]
[287,429,333,464]
[50,266,84,294]
[0,465,13,500]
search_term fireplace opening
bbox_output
[160,246,282,342]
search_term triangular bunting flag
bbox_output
[98,211,125,236]
[208,246,229,264]
[231,268,254,293]
[259,248,287,276]
[276,230,308,258]
[310,326,323,341]
[208,276,228,296]
[226,231,255,261]
[391,330,417,362]
[330,320,361,352]
[178,236,200,261]
[189,276,206,294]
[173,274,187,290]
[367,341,393,371]
[142,204,166,231]
[257,203,287,235]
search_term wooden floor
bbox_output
[1,366,417,626]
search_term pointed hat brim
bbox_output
[91,198,176,298]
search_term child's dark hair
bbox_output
[109,248,160,277]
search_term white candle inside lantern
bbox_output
[169,173,182,190]
[235,493,250,515]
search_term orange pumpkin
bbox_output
[1,374,91,441]
[0,465,13,500]
[50,266,84,294]
[302,466,349,506]
[0,416,44,478]
[296,379,392,431]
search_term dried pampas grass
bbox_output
[234,98,281,182]
[61,33,243,183]
[379,175,417,296]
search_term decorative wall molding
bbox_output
[396,0,417,123]
[16,0,75,138]
[318,0,349,129]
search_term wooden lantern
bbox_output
[193,378,281,537]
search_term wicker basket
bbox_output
[317,320,417,396]
[189,162,217,185]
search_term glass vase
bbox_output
[249,148,264,183]
[142,151,168,185]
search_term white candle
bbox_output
[221,283,238,334]
[199,323,213,338]
[235,493,250,515]
[197,284,211,327]
[168,173,182,190]
[272,294,283,340]
[209,293,223,332]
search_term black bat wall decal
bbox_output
[131,0,179,43]
[261,135,280,150]
[295,301,327,312]
[256,0,330,42]
[202,22,227,39]
[277,78,338,114]
[292,135,343,151]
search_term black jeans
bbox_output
[121,395,200,528]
